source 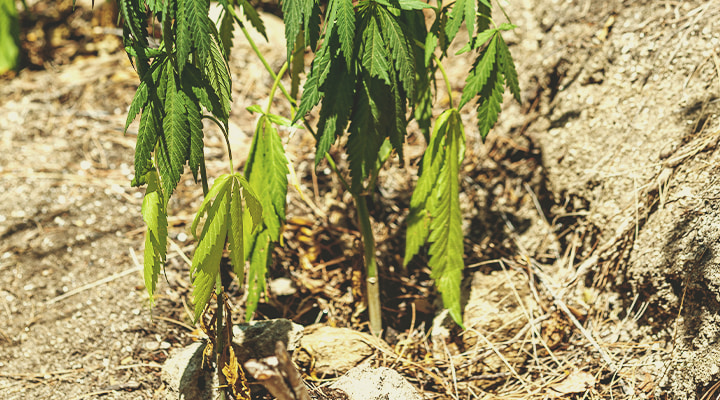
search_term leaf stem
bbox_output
[238,24,295,106]
[267,62,289,114]
[199,157,209,197]
[323,153,351,194]
[434,54,454,109]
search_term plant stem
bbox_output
[215,275,227,400]
[434,55,454,109]
[355,194,382,336]
[267,62,289,114]
[237,24,295,106]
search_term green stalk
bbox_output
[355,194,382,335]
[434,54,454,109]
[215,274,227,400]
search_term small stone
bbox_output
[330,365,422,400]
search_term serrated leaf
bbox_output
[191,174,233,238]
[282,0,302,60]
[229,177,245,283]
[245,117,289,240]
[219,8,234,59]
[360,14,391,85]
[397,0,433,10]
[455,28,497,55]
[443,0,466,43]
[177,0,214,73]
[314,58,354,164]
[204,38,232,119]
[458,35,497,110]
[334,0,355,66]
[191,176,232,322]
[427,109,465,327]
[125,80,148,133]
[239,0,267,40]
[244,229,271,321]
[404,108,452,265]
[377,5,415,100]
[134,99,161,184]
[160,66,191,197]
[293,42,331,123]
[476,69,505,140]
[142,170,167,303]
[185,93,204,181]
[118,0,147,45]
[347,78,383,189]
[496,34,521,103]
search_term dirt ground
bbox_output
[2,0,720,399]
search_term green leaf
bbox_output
[496,34,521,103]
[346,78,383,189]
[118,0,147,46]
[229,177,245,283]
[314,58,354,164]
[458,34,497,110]
[244,229,271,321]
[134,98,161,185]
[282,0,302,60]
[177,0,214,73]
[293,41,331,123]
[218,7,234,59]
[476,68,505,140]
[397,0,433,10]
[360,13,391,85]
[245,117,289,240]
[190,175,232,322]
[334,0,355,66]
[427,109,465,327]
[191,174,233,238]
[0,0,20,74]
[160,65,191,198]
[444,0,466,43]
[239,0,267,40]
[185,92,204,181]
[141,170,167,303]
[377,5,415,100]
[204,38,232,119]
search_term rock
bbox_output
[163,319,303,400]
[295,325,392,376]
[330,365,422,400]
[161,341,217,400]
[232,318,304,364]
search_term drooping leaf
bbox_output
[281,0,302,60]
[475,68,505,140]
[377,5,415,100]
[118,0,148,46]
[459,34,497,110]
[229,177,245,283]
[190,175,232,322]
[204,37,232,120]
[426,109,465,327]
[142,169,167,303]
[496,34,521,103]
[360,12,391,85]
[404,108,453,265]
[245,116,289,240]
[177,0,214,73]
[334,0,355,66]
[191,174,233,238]
[244,229,271,321]
[314,57,355,164]
[293,41,331,122]
[347,78,383,189]
[133,98,161,185]
[159,64,191,197]
[218,7,234,59]
[239,0,267,40]
[185,91,204,181]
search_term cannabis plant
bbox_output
[119,0,519,394]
